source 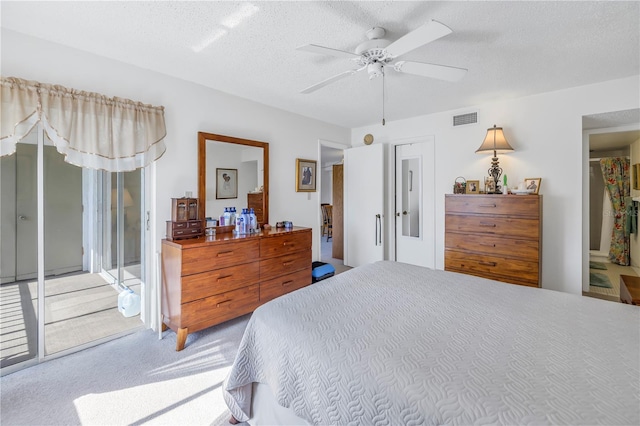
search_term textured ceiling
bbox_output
[1,1,639,128]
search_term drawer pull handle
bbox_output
[282,261,293,266]
[480,204,497,208]
[218,275,232,281]
[217,251,234,257]
[479,223,497,227]
[283,242,294,246]
[479,243,496,247]
[479,261,497,267]
[217,300,232,308]
[282,280,294,286]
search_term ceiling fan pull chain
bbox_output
[382,69,386,126]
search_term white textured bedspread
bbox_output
[223,261,640,425]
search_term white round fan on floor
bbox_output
[297,20,468,94]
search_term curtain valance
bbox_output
[0,76,166,171]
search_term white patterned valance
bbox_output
[0,76,166,171]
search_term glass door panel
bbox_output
[0,139,39,369]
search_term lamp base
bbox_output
[487,155,503,194]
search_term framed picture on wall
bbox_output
[216,168,238,199]
[296,158,317,192]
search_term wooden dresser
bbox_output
[247,192,264,223]
[161,227,311,350]
[445,194,541,287]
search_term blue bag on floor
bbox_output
[312,261,335,283]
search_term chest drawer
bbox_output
[260,231,311,258]
[181,262,260,303]
[260,267,312,304]
[182,240,259,276]
[445,232,539,261]
[260,249,311,281]
[445,250,539,285]
[181,284,259,325]
[445,214,539,239]
[446,195,539,216]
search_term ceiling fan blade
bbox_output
[393,60,467,82]
[300,69,361,94]
[385,20,453,58]
[297,44,360,59]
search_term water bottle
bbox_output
[249,208,257,232]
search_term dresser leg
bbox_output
[176,327,188,351]
[161,322,168,332]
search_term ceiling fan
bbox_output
[297,20,467,94]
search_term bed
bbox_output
[223,261,640,425]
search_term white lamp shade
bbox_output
[476,125,514,154]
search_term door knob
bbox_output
[396,212,400,217]
[18,215,27,221]
[402,211,408,215]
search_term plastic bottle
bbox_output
[222,207,230,226]
[230,207,237,225]
[249,208,257,232]
[235,211,244,234]
[118,288,141,317]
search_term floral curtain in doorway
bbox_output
[600,157,630,265]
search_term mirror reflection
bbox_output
[197,132,269,226]
[402,158,420,237]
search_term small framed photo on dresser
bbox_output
[466,180,480,194]
[524,178,541,194]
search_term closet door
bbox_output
[344,144,384,267]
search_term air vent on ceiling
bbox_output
[453,112,478,126]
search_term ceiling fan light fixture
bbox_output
[367,62,384,79]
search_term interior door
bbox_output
[395,141,435,268]
[344,144,384,267]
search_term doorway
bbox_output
[319,142,349,274]
[583,110,640,302]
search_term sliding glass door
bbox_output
[0,138,39,368]
[1,126,144,373]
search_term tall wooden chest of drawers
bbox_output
[161,227,311,350]
[247,192,264,223]
[444,194,542,287]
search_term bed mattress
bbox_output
[223,261,640,425]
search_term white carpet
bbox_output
[1,314,251,426]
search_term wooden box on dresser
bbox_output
[161,227,311,351]
[444,194,542,287]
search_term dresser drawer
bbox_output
[260,231,311,259]
[446,195,539,216]
[181,284,259,325]
[260,267,311,304]
[260,249,311,281]
[181,262,260,303]
[445,214,539,239]
[182,240,259,276]
[445,250,539,285]
[445,232,539,261]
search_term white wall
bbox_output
[351,76,640,294]
[2,29,350,324]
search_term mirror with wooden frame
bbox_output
[197,132,269,226]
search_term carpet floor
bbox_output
[1,314,250,426]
